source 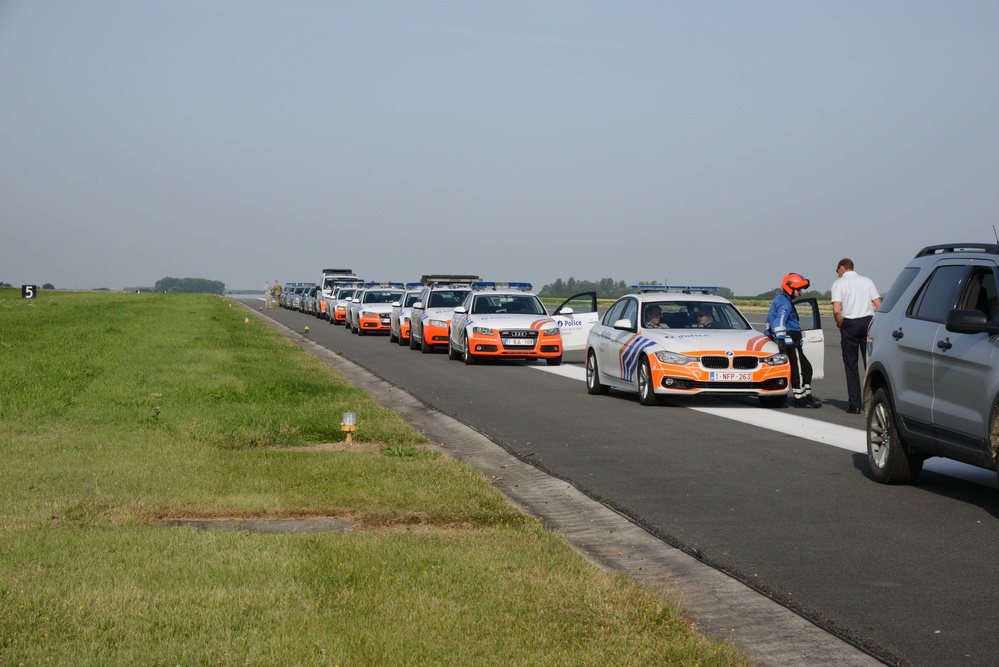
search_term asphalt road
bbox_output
[245,299,999,667]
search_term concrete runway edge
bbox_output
[252,305,885,667]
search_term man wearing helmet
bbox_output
[765,273,821,408]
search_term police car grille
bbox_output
[500,330,537,350]
[701,356,759,370]
[500,330,537,339]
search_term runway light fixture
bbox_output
[341,411,357,443]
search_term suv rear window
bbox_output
[877,267,919,313]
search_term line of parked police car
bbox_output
[275,268,815,410]
[278,244,999,494]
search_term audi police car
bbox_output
[330,285,361,326]
[585,286,799,407]
[347,283,404,335]
[389,283,423,345]
[409,275,479,353]
[447,282,564,366]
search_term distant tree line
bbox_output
[154,277,226,294]
[0,282,54,289]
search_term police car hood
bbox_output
[361,303,396,314]
[643,329,777,354]
[468,314,557,331]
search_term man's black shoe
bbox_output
[794,399,822,409]
[846,407,861,414]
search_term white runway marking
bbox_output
[537,364,996,488]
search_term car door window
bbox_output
[603,299,628,326]
[621,299,638,330]
[909,264,969,323]
[954,266,999,319]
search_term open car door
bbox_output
[793,296,825,380]
[549,292,600,352]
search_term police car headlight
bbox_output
[542,326,560,336]
[473,326,494,335]
[361,310,377,317]
[762,352,788,366]
[430,318,448,328]
[654,350,698,365]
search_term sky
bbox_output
[1,1,997,296]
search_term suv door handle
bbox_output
[937,338,953,350]
[892,328,904,340]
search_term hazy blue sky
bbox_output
[2,1,997,295]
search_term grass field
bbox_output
[0,289,750,666]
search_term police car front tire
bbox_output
[586,350,609,395]
[638,358,662,406]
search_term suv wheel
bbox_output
[867,387,924,484]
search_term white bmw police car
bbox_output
[586,286,814,407]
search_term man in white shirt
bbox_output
[831,258,882,414]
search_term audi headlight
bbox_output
[361,310,377,317]
[473,326,494,335]
[429,319,448,328]
[542,327,560,336]
[654,350,698,365]
[762,352,789,366]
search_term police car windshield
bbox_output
[644,301,750,330]
[363,290,403,304]
[472,295,546,315]
[427,290,470,308]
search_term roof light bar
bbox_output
[471,282,533,291]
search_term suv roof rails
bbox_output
[915,243,999,257]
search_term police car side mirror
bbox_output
[391,301,400,307]
[413,302,424,309]
[453,306,467,314]
[613,318,633,331]
[558,307,574,316]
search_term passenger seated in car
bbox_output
[644,305,666,329]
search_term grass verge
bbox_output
[0,289,749,665]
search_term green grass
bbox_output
[0,289,749,666]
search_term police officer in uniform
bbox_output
[766,273,821,408]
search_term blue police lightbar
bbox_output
[421,274,480,286]
[471,281,533,291]
[405,282,423,289]
[665,285,719,294]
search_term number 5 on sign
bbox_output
[22,285,37,299]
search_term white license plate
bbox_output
[709,371,752,382]
[503,338,534,346]
[380,318,391,324]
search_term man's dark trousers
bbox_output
[840,316,872,411]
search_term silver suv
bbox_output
[864,243,999,485]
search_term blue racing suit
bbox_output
[765,291,816,406]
